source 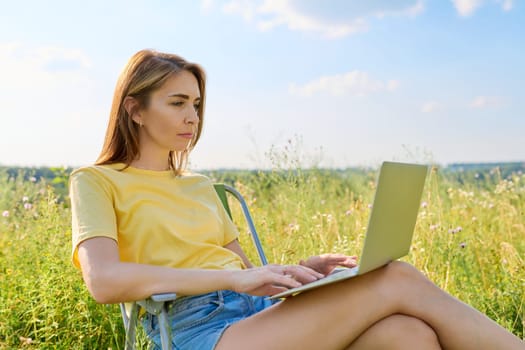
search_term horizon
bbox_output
[1,160,524,172]
[1,1,523,169]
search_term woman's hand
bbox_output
[230,264,324,296]
[299,254,358,276]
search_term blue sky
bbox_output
[0,0,523,169]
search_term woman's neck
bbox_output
[131,152,170,171]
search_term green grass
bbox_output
[0,165,523,349]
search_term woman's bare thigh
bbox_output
[216,262,430,350]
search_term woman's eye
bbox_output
[171,101,184,107]
[193,104,200,111]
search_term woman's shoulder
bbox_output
[70,163,124,179]
[69,164,131,192]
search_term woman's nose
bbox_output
[185,108,199,124]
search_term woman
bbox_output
[70,49,523,349]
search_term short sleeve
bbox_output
[69,168,118,268]
[210,184,240,246]
[221,207,240,245]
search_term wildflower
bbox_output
[24,203,32,210]
[287,223,300,232]
[2,210,9,217]
[19,336,33,345]
[429,224,439,231]
[459,242,466,249]
[22,196,29,202]
[472,216,477,222]
[320,200,326,205]
[448,225,463,234]
[421,201,428,208]
[29,176,37,182]
[345,209,353,216]
[368,204,372,209]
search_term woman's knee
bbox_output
[378,314,440,349]
[385,260,419,276]
[380,261,430,286]
[370,261,437,308]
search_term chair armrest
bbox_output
[136,293,177,316]
[151,293,177,302]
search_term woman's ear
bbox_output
[123,96,143,126]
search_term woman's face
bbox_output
[137,70,200,153]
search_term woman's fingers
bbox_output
[325,254,358,267]
[340,256,358,268]
[234,263,336,296]
[281,264,324,284]
[299,254,359,275]
[233,266,301,294]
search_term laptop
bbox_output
[270,161,428,299]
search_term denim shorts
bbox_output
[141,290,279,350]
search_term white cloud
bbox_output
[469,95,505,109]
[256,0,368,38]
[0,42,92,90]
[289,71,398,97]
[0,42,104,166]
[375,0,425,18]
[451,0,484,16]
[451,0,515,16]
[223,0,257,21]
[386,80,401,91]
[200,0,216,12]
[421,101,441,113]
[499,0,514,11]
[219,0,424,39]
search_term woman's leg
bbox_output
[216,261,523,350]
[346,314,441,350]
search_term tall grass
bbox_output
[0,164,523,349]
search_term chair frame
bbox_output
[119,183,268,350]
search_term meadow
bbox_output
[0,163,523,349]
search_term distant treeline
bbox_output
[445,161,524,174]
[442,162,525,184]
[0,161,523,195]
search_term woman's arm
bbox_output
[78,237,320,304]
[78,237,236,303]
[224,239,254,268]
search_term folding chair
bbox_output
[120,183,269,350]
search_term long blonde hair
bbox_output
[96,49,206,175]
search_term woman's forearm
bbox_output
[89,261,236,304]
[78,237,236,304]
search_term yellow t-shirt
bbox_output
[69,163,244,271]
